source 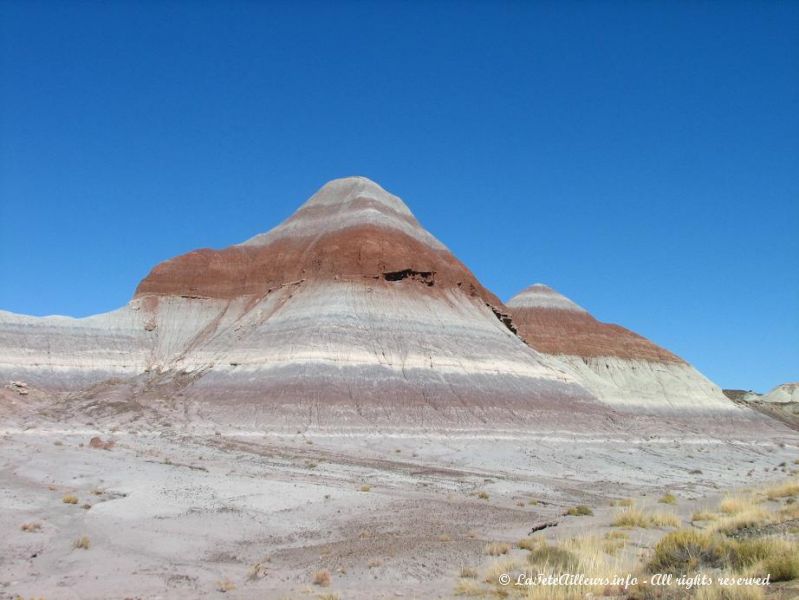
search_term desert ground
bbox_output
[2,419,798,600]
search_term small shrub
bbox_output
[484,542,510,556]
[476,491,489,500]
[367,558,383,568]
[564,505,593,516]
[359,484,371,492]
[312,569,331,587]
[216,578,236,593]
[73,535,90,550]
[658,493,677,505]
[648,530,727,573]
[20,522,42,532]
[62,495,78,504]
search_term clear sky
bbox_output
[1,1,797,393]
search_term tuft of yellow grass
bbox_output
[517,536,543,551]
[765,479,799,500]
[712,506,770,535]
[216,578,236,593]
[694,583,764,600]
[459,565,478,578]
[658,492,678,505]
[563,505,593,516]
[359,484,371,492]
[484,542,510,556]
[612,507,679,528]
[73,535,90,550]
[649,511,681,528]
[62,494,78,504]
[520,536,634,599]
[312,569,331,587]
[692,510,719,522]
[20,522,42,532]
[476,491,489,500]
[720,495,758,515]
[483,558,519,583]
[454,578,485,596]
[609,498,634,507]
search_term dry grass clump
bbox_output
[563,504,593,516]
[694,584,764,600]
[358,484,371,492]
[517,536,542,551]
[692,510,719,522]
[648,528,799,580]
[476,491,489,500]
[526,541,579,571]
[763,551,799,581]
[610,498,634,507]
[712,505,770,535]
[367,558,383,568]
[482,558,519,583]
[62,494,78,504]
[312,569,331,586]
[765,479,799,500]
[317,594,340,600]
[216,578,236,593]
[454,577,485,596]
[649,511,681,528]
[20,522,42,532]
[658,492,678,505]
[612,507,650,527]
[484,542,510,556]
[520,536,632,599]
[648,529,728,573]
[720,495,758,515]
[459,565,478,578]
[73,535,90,550]
[612,507,679,529]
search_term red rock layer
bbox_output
[509,290,684,363]
[136,225,501,304]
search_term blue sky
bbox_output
[1,1,797,392]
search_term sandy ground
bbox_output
[1,422,797,600]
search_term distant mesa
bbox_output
[759,383,799,404]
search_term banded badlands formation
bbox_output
[0,176,775,433]
[1,177,797,600]
[507,284,735,413]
